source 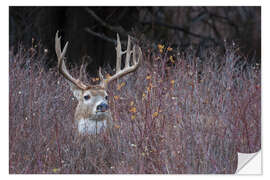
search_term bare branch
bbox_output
[140,20,219,45]
[85,8,128,36]
[85,28,117,45]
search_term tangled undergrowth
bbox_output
[9,43,260,174]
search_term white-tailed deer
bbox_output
[55,31,142,135]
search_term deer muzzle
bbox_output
[96,102,109,112]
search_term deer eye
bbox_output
[84,95,90,100]
[105,95,108,100]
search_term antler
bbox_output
[100,33,142,88]
[55,31,87,90]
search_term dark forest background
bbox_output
[9,7,261,75]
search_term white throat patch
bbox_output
[78,118,107,135]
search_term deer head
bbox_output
[55,31,142,135]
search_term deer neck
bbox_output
[77,118,107,135]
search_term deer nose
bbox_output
[96,102,109,112]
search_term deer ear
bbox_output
[68,82,83,100]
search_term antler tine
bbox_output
[101,33,142,88]
[98,67,106,87]
[79,58,87,81]
[55,31,87,90]
[125,35,131,68]
[115,33,122,73]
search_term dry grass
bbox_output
[9,43,260,174]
